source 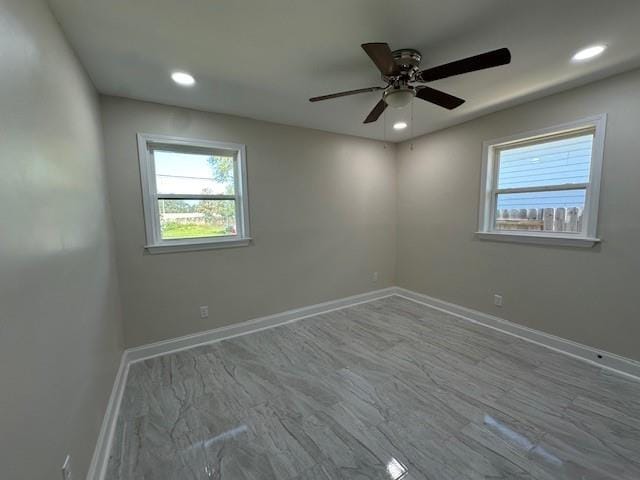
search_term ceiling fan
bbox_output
[309,43,511,124]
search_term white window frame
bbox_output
[137,133,251,254]
[476,114,606,247]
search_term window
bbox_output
[137,134,250,253]
[477,115,606,247]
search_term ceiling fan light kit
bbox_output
[384,88,415,108]
[309,43,512,125]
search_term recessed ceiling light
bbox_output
[393,121,408,131]
[171,71,195,86]
[572,45,606,62]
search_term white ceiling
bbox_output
[49,0,640,142]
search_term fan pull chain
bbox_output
[410,101,414,151]
[383,107,387,148]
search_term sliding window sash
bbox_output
[156,194,236,201]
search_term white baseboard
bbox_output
[125,287,398,364]
[87,285,640,479]
[86,351,130,480]
[394,287,640,380]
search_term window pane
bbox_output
[495,189,586,233]
[497,133,593,189]
[158,199,237,239]
[154,150,235,195]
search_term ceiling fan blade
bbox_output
[309,86,383,102]
[361,43,398,76]
[419,48,511,82]
[416,86,465,110]
[364,99,387,124]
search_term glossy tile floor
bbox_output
[106,295,640,480]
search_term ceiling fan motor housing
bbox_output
[382,49,422,108]
[391,49,422,69]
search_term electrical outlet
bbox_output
[372,272,379,283]
[493,294,503,307]
[200,305,209,319]
[61,454,72,480]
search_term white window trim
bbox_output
[476,114,607,248]
[137,133,251,254]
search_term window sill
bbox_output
[145,237,252,254]
[475,231,600,248]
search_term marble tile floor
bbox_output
[106,295,640,480]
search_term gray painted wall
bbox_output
[0,0,124,479]
[397,68,640,361]
[100,96,396,347]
